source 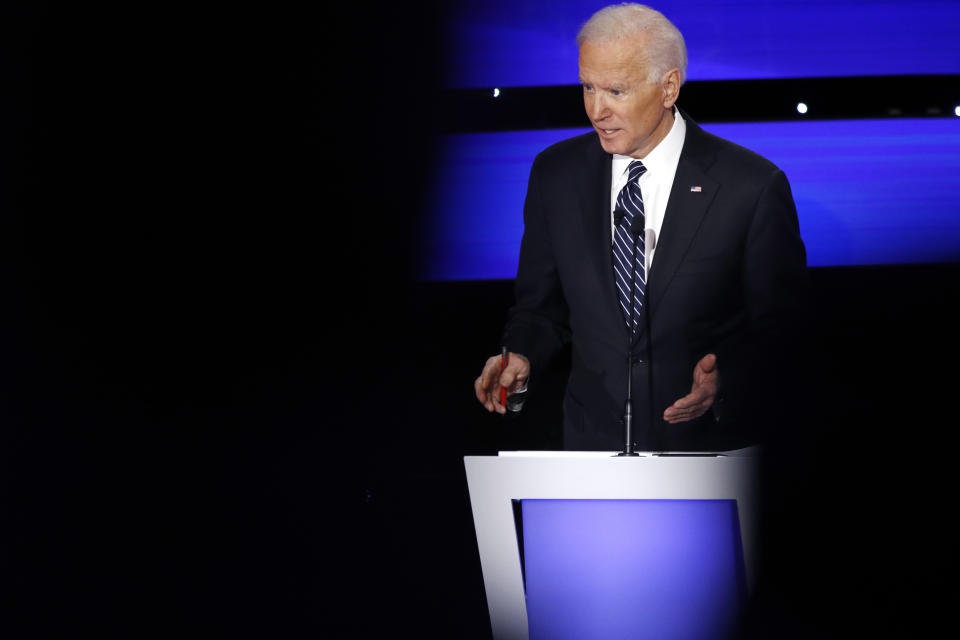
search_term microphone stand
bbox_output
[617,211,643,457]
[646,231,659,455]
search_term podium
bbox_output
[464,449,759,640]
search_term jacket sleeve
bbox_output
[501,154,572,375]
[713,167,811,426]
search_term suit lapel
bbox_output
[646,120,720,314]
[577,139,624,335]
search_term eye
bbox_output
[582,83,594,92]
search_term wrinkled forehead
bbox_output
[578,37,651,81]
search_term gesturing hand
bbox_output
[663,353,719,424]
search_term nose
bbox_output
[586,92,609,123]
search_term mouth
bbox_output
[596,127,619,137]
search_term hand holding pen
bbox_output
[474,348,531,414]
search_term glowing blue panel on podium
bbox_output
[420,118,960,280]
[521,499,745,640]
[445,0,960,87]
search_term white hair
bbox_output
[576,3,688,85]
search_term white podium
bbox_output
[464,449,760,640]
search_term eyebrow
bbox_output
[578,78,627,92]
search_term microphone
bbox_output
[630,216,643,238]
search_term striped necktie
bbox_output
[612,160,647,333]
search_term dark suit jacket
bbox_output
[502,113,809,451]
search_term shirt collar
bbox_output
[611,107,686,179]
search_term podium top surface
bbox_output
[488,446,759,459]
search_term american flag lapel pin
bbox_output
[690,185,702,192]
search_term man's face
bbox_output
[578,38,678,159]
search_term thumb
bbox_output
[700,353,717,371]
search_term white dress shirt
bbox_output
[609,108,686,276]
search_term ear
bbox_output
[660,68,681,109]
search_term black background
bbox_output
[2,3,958,638]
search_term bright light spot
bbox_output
[493,88,500,98]
[954,105,960,117]
[796,102,808,114]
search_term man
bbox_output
[474,4,808,451]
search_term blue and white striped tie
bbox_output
[613,160,647,333]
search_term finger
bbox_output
[482,358,509,396]
[676,398,711,416]
[664,405,693,421]
[476,355,505,411]
[673,392,711,410]
[480,355,501,385]
[500,368,529,392]
[670,388,709,410]
[664,410,707,424]
[495,355,528,393]
[490,384,506,414]
[474,376,486,403]
[664,401,711,423]
[494,370,514,412]
[698,353,718,372]
[490,371,508,414]
[475,380,496,412]
[664,394,713,420]
[475,375,495,409]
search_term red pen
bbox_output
[499,346,509,407]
